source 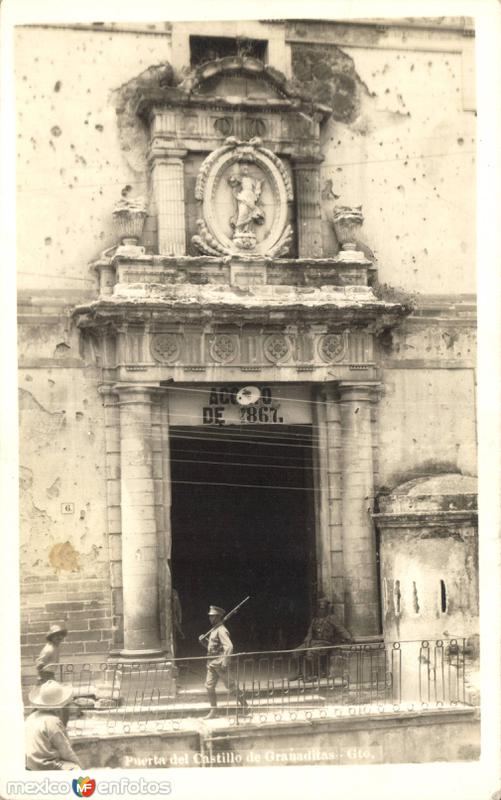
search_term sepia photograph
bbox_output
[2,2,500,798]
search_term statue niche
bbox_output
[193,136,293,258]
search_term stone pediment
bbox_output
[189,56,291,101]
[135,56,331,121]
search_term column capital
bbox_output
[148,145,188,166]
[97,382,116,397]
[315,381,338,403]
[338,381,381,402]
[290,153,324,167]
[113,383,167,405]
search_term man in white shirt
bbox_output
[25,680,81,771]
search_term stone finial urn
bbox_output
[112,194,147,245]
[332,205,364,253]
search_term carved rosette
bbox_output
[192,137,293,258]
[318,333,348,363]
[263,334,291,364]
[151,334,181,363]
[209,334,238,364]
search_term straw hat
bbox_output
[46,624,68,641]
[208,605,226,617]
[28,680,73,708]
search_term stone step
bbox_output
[75,692,331,723]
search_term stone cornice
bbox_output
[73,284,409,331]
[136,89,329,121]
[405,294,476,325]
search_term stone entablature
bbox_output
[92,254,375,297]
[144,103,323,158]
[76,323,377,384]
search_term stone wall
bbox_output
[71,708,479,768]
[18,292,113,675]
[374,474,478,643]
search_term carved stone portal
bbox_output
[192,137,293,258]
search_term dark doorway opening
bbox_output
[170,425,316,656]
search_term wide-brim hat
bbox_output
[208,605,226,617]
[28,680,73,708]
[46,624,68,641]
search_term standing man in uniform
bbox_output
[199,605,248,719]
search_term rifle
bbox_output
[198,596,250,645]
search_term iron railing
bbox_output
[24,638,471,736]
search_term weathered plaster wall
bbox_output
[289,28,476,293]
[374,303,476,487]
[380,526,478,641]
[376,475,478,645]
[16,26,173,292]
[18,294,111,676]
[376,367,476,487]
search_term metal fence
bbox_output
[26,638,470,736]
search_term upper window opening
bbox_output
[190,35,268,68]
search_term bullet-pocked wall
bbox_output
[17,18,476,668]
[16,23,177,676]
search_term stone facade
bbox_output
[16,19,477,676]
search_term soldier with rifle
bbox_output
[198,599,249,720]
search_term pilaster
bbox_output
[292,156,323,258]
[338,381,381,637]
[98,384,123,650]
[149,147,187,256]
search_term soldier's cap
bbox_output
[208,605,226,617]
[46,624,68,641]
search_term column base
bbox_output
[116,648,168,661]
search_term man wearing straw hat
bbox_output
[25,680,81,770]
[200,605,248,720]
[35,624,68,684]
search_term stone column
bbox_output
[149,147,187,256]
[338,382,380,637]
[292,156,323,258]
[312,384,344,621]
[116,385,164,657]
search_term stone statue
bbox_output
[227,165,265,249]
